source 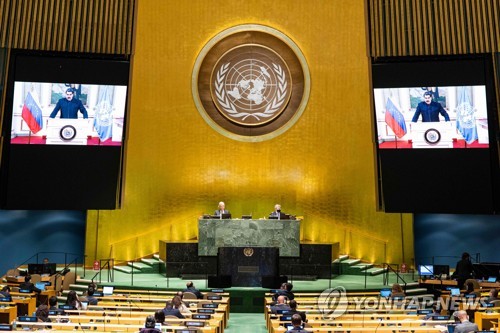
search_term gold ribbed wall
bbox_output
[0,0,134,53]
[369,0,500,56]
[85,0,415,267]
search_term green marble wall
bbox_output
[198,219,300,257]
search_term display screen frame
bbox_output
[0,49,131,209]
[371,54,500,214]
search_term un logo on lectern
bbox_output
[193,24,310,142]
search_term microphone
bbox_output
[127,298,142,318]
[374,317,382,332]
[78,322,87,333]
[112,306,120,324]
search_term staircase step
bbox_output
[114,265,134,274]
[141,258,161,267]
[332,254,349,263]
[405,287,428,295]
[366,267,388,276]
[405,282,420,289]
[69,283,88,291]
[341,259,361,266]
[76,278,93,285]
[351,263,374,270]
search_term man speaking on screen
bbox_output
[411,91,450,122]
[50,88,88,119]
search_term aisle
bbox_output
[224,313,267,333]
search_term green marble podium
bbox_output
[198,219,300,257]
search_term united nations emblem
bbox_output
[424,128,441,144]
[193,24,310,141]
[60,125,77,141]
[243,247,254,257]
[211,46,292,126]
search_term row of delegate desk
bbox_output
[420,278,500,330]
[52,290,230,333]
[2,274,58,315]
[1,285,230,333]
[264,292,500,333]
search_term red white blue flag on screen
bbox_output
[21,91,44,134]
[385,97,407,138]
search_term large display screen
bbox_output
[11,82,127,145]
[374,85,489,149]
[0,50,130,209]
[372,55,499,214]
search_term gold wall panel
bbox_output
[0,0,134,54]
[86,0,414,267]
[369,0,500,56]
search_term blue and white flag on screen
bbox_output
[456,87,478,144]
[93,86,113,141]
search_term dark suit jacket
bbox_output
[183,286,203,299]
[454,320,478,333]
[273,289,295,301]
[162,307,184,318]
[19,282,41,293]
[214,209,229,216]
[270,303,291,314]
[289,309,307,322]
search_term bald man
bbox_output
[270,295,291,314]
[453,310,478,333]
[214,202,230,216]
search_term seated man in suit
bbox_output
[286,313,311,333]
[270,295,291,314]
[83,285,99,305]
[0,286,12,301]
[183,281,203,299]
[272,282,295,302]
[270,204,282,218]
[288,300,307,323]
[162,300,184,319]
[19,275,41,293]
[486,288,499,304]
[48,296,63,314]
[140,315,161,333]
[214,201,230,216]
[452,310,478,333]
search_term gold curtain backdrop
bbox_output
[85,0,414,266]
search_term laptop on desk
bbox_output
[210,213,231,219]
[102,286,114,296]
[450,288,460,297]
[269,213,290,220]
[487,276,497,283]
[35,282,46,291]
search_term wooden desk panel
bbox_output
[0,305,16,324]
